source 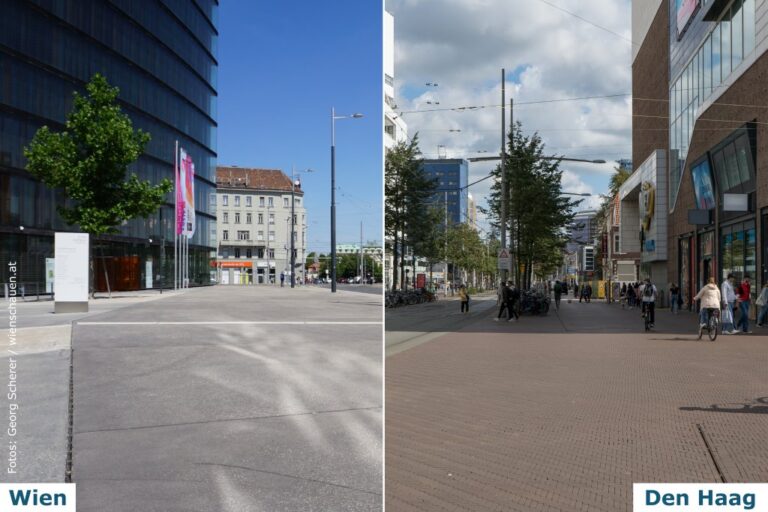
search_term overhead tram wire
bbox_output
[534,0,638,47]
[396,93,632,116]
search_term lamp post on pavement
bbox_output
[331,108,363,293]
[290,167,313,289]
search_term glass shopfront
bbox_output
[721,220,756,281]
[698,231,715,289]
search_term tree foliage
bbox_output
[482,121,580,288]
[24,74,172,235]
[384,135,437,290]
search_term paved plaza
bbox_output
[3,285,382,511]
[386,297,768,511]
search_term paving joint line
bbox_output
[696,423,728,483]
[74,405,382,435]
[65,322,74,483]
[194,462,382,497]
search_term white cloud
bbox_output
[387,0,633,223]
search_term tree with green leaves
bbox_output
[483,121,580,288]
[24,74,172,292]
[385,135,437,291]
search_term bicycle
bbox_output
[697,307,719,341]
[642,302,652,331]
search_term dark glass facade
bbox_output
[421,159,469,225]
[0,0,218,290]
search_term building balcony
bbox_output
[220,239,266,247]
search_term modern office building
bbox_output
[634,0,768,308]
[215,167,306,285]
[421,159,469,225]
[0,0,218,290]
[384,10,408,149]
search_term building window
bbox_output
[256,248,264,258]
[269,213,275,224]
[237,230,249,240]
[235,212,240,224]
[234,196,240,207]
[221,195,228,206]
[268,197,274,207]
[284,197,289,207]
[235,248,241,258]
[269,231,275,241]
[246,196,252,207]
[246,249,252,258]
[614,234,620,253]
[257,230,264,241]
[258,213,264,224]
[246,213,252,224]
[223,212,229,224]
[222,230,229,241]
[268,249,275,259]
[295,198,301,206]
[259,197,265,207]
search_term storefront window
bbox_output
[680,237,692,309]
[720,222,755,282]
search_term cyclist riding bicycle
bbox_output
[694,277,722,328]
[638,278,657,328]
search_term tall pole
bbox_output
[444,190,448,296]
[500,68,507,284]
[510,96,515,287]
[331,107,337,293]
[359,221,363,283]
[290,166,296,288]
[174,140,178,290]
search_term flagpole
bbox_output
[174,140,178,290]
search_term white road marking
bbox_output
[76,321,382,326]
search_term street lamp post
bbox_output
[331,107,363,293]
[290,167,313,289]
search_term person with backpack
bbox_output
[669,283,680,314]
[553,280,563,310]
[508,282,521,322]
[638,278,657,327]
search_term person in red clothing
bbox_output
[736,275,752,333]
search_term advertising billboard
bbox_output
[691,159,716,210]
[677,0,699,37]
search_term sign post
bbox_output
[54,233,89,313]
[497,248,511,272]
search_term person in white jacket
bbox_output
[695,277,722,329]
[720,274,737,334]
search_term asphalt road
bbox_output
[68,285,382,511]
[386,299,768,511]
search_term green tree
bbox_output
[24,74,171,292]
[385,135,437,291]
[483,121,580,288]
[24,74,171,234]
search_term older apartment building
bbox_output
[215,167,307,285]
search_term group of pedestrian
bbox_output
[578,283,593,303]
[620,282,644,309]
[495,281,520,322]
[717,274,754,334]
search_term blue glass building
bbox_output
[0,0,218,290]
[421,159,469,225]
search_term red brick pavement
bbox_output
[385,301,768,511]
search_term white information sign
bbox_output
[145,260,153,289]
[45,257,55,293]
[54,233,89,303]
[497,248,511,271]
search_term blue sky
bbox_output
[217,2,382,253]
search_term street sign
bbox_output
[497,248,511,270]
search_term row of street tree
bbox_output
[385,122,581,292]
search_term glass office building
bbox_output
[421,159,469,225]
[0,0,218,291]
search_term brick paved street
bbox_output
[386,299,768,511]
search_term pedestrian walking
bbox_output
[669,283,680,314]
[553,280,562,310]
[280,271,285,287]
[562,281,568,296]
[736,275,752,333]
[496,281,510,321]
[720,274,737,334]
[586,284,593,303]
[459,284,470,314]
[574,283,579,299]
[508,282,520,322]
[756,282,768,327]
